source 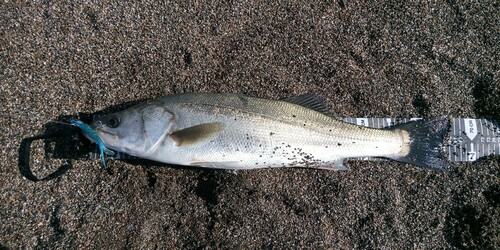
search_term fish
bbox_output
[70,119,115,169]
[90,93,450,171]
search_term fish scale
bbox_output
[158,99,403,169]
[88,93,449,170]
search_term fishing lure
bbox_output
[70,119,115,169]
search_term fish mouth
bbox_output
[90,119,104,131]
[91,120,119,137]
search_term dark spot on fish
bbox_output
[270,132,275,136]
[325,146,328,148]
[338,143,342,146]
[292,115,296,118]
[259,155,262,157]
[303,123,306,126]
[329,129,332,132]
[352,142,356,144]
[259,144,262,147]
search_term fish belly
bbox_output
[145,105,402,169]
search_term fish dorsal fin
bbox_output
[170,122,225,146]
[282,93,331,116]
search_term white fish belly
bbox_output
[145,109,404,169]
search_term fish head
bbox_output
[91,103,176,155]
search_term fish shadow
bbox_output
[18,100,146,182]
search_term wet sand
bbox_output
[1,1,499,248]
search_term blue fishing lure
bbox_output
[70,119,115,169]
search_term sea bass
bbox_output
[91,93,449,170]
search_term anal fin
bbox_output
[303,159,349,171]
[190,161,241,169]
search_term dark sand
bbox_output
[1,1,499,249]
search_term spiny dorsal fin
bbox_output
[170,122,225,146]
[282,93,331,116]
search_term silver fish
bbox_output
[91,93,449,170]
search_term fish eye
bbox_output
[105,115,120,128]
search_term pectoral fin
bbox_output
[306,159,348,171]
[170,122,225,146]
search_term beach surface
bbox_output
[1,1,499,248]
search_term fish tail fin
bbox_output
[389,116,450,171]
